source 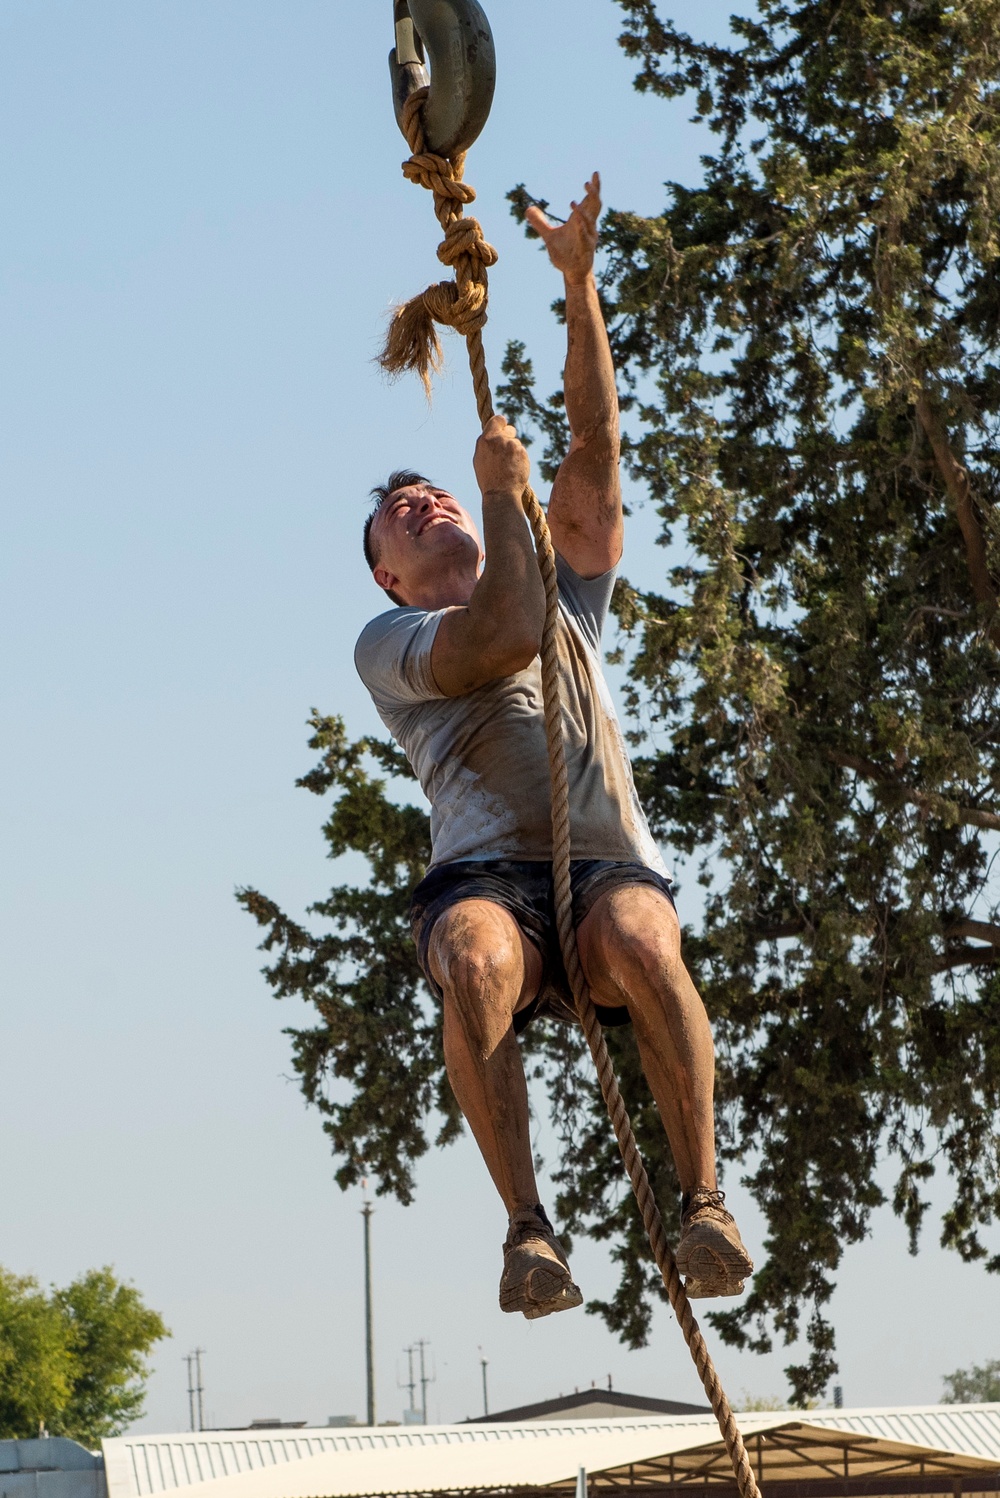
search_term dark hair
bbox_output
[363,470,430,573]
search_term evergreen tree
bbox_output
[942,1359,1000,1403]
[240,0,1000,1401]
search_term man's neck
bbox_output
[403,563,479,611]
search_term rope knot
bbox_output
[379,88,493,401]
[437,216,498,271]
[401,153,476,204]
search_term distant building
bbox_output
[0,1439,106,1498]
[467,1388,710,1423]
[239,1423,306,1432]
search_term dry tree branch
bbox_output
[830,750,1000,831]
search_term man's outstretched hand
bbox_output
[525,173,601,286]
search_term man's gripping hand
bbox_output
[429,418,543,697]
[474,415,531,499]
[525,173,601,287]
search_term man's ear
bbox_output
[373,563,403,599]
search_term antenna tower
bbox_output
[184,1349,205,1431]
[184,1353,195,1432]
[415,1339,435,1425]
[398,1345,417,1417]
[361,1182,376,1426]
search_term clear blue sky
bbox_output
[3,0,998,1433]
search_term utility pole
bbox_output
[415,1339,435,1425]
[398,1346,417,1417]
[194,1348,205,1432]
[478,1347,489,1418]
[362,1188,376,1426]
[184,1354,196,1432]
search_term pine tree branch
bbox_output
[943,919,1000,946]
[757,921,808,940]
[915,394,1000,644]
[932,944,1000,972]
[829,750,1000,830]
[753,914,1000,951]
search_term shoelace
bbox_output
[506,1203,555,1247]
[681,1187,728,1221]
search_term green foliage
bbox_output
[497,340,570,484]
[942,1359,1000,1403]
[50,1269,168,1446]
[503,0,1000,1402]
[0,1270,75,1439]
[504,185,549,240]
[0,1266,168,1442]
[241,0,1000,1409]
[737,1391,788,1411]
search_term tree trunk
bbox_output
[915,393,1000,643]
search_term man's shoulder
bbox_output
[354,604,448,705]
[355,604,427,661]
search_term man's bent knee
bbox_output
[429,900,533,1052]
[429,900,523,993]
[579,885,684,1000]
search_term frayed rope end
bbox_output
[378,295,444,399]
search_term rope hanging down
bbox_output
[381,94,762,1498]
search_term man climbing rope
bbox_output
[355,174,753,1321]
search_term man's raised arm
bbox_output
[430,417,546,697]
[526,173,622,579]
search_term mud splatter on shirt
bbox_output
[354,556,669,875]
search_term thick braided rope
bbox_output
[379,92,499,394]
[389,104,760,1498]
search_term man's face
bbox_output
[370,482,482,601]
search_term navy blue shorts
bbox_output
[409,858,676,1032]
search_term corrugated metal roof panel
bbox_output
[102,1405,1000,1498]
[801,1406,1000,1462]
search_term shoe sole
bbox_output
[676,1239,752,1275]
[500,1260,584,1319]
[522,1283,584,1319]
[683,1274,746,1299]
[676,1236,752,1299]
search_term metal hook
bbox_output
[389,0,496,158]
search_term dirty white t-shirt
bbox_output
[354,555,669,875]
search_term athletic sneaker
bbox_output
[675,1188,753,1298]
[499,1205,584,1320]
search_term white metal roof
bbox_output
[103,1404,1000,1498]
[788,1405,1000,1463]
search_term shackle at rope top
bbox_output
[379,7,762,1496]
[389,0,496,159]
